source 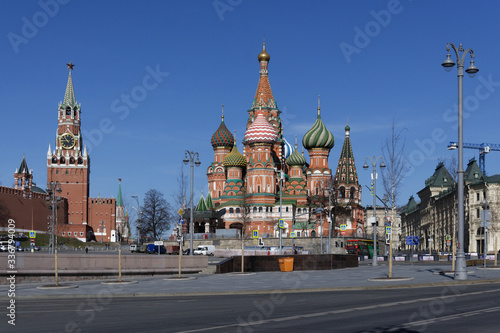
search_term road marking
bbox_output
[175,287,500,333]
[393,305,500,332]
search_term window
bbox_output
[476,208,480,218]
[62,232,65,236]
[80,232,83,236]
[286,207,289,212]
[477,193,480,201]
[229,208,234,213]
[253,207,257,213]
[259,207,262,212]
[236,208,240,213]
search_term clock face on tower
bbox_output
[60,133,76,149]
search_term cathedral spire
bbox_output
[64,62,77,107]
[334,122,359,187]
[253,42,276,109]
[117,178,124,207]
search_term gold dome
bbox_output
[258,43,270,62]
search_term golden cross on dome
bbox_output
[67,62,75,70]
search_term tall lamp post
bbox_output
[132,195,141,245]
[363,156,385,267]
[47,181,61,255]
[326,183,335,254]
[183,150,201,256]
[441,43,479,280]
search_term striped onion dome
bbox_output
[223,145,247,168]
[283,137,293,159]
[244,110,278,144]
[211,118,234,148]
[302,106,334,150]
[286,146,306,166]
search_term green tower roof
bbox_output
[63,63,77,108]
[117,179,124,207]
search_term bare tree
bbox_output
[139,189,173,240]
[381,118,408,208]
[238,190,251,273]
[172,163,188,210]
[438,154,458,182]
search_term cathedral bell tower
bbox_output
[47,62,90,225]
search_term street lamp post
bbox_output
[183,150,201,256]
[132,195,141,245]
[279,169,283,255]
[363,156,386,267]
[47,181,61,255]
[441,43,479,280]
[326,183,335,254]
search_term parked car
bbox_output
[130,244,138,252]
[0,244,8,252]
[15,246,24,252]
[30,245,41,251]
[182,248,193,255]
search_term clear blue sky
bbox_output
[2,0,500,228]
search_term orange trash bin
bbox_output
[279,257,294,272]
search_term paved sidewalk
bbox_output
[3,263,500,299]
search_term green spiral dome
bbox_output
[286,148,306,167]
[302,113,334,150]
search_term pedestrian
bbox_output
[85,247,88,254]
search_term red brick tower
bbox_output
[47,63,90,225]
[14,155,33,191]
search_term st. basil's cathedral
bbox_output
[206,44,365,239]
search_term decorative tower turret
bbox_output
[47,62,90,225]
[244,106,279,199]
[285,140,308,206]
[333,123,364,237]
[222,139,247,201]
[14,155,33,191]
[116,178,129,241]
[207,105,234,205]
[302,97,335,197]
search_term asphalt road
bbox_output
[5,283,500,333]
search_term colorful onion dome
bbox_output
[302,101,334,150]
[283,137,293,159]
[258,43,270,62]
[286,146,306,166]
[223,145,247,168]
[211,110,234,148]
[345,124,350,132]
[244,110,278,144]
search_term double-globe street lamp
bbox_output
[183,150,201,256]
[363,156,385,267]
[441,43,479,281]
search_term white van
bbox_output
[130,244,138,252]
[194,245,215,256]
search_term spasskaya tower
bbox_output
[47,62,90,225]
